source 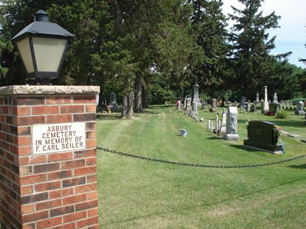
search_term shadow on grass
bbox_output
[96,113,121,120]
[288,164,306,169]
[207,136,222,140]
[229,144,262,152]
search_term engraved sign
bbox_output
[32,122,86,154]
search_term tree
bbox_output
[189,0,230,98]
[229,0,290,97]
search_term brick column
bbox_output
[0,86,100,229]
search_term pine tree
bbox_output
[229,0,290,97]
[189,0,229,98]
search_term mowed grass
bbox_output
[96,106,306,229]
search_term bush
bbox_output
[275,110,289,119]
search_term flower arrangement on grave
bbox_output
[273,125,282,137]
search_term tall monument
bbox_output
[263,86,269,114]
[193,83,200,105]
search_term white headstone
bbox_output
[273,92,278,104]
[215,115,219,131]
[224,107,239,141]
[263,86,269,113]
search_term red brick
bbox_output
[86,139,96,148]
[36,199,62,211]
[47,114,72,123]
[20,185,33,195]
[74,149,96,158]
[50,188,73,199]
[23,224,35,229]
[32,106,59,115]
[46,96,72,104]
[86,105,96,113]
[14,97,44,106]
[64,211,87,223]
[76,216,98,229]
[63,194,86,205]
[88,208,98,217]
[86,158,97,166]
[86,132,96,139]
[21,204,35,214]
[49,152,73,162]
[35,181,61,192]
[87,192,98,201]
[73,114,96,122]
[34,163,60,174]
[75,200,98,211]
[87,175,97,184]
[37,217,62,229]
[86,122,96,131]
[15,116,45,125]
[74,167,96,176]
[20,166,33,176]
[22,210,49,223]
[17,146,31,156]
[62,177,86,188]
[75,184,97,194]
[20,174,47,185]
[50,206,74,217]
[17,126,31,135]
[21,192,48,204]
[62,159,85,170]
[88,225,99,229]
[48,170,72,181]
[51,223,75,229]
[17,136,31,146]
[73,95,95,104]
[19,155,47,166]
[13,107,31,116]
[60,105,84,114]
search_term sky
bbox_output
[222,0,306,68]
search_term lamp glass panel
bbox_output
[16,37,34,73]
[32,37,67,72]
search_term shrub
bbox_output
[275,110,289,119]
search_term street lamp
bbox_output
[12,10,74,85]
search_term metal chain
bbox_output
[97,146,306,169]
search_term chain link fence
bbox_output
[97,146,306,169]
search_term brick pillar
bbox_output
[0,86,100,229]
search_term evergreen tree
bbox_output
[229,0,290,97]
[189,0,229,98]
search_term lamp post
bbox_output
[12,10,74,85]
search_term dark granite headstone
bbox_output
[244,121,282,154]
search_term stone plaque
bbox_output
[32,122,86,154]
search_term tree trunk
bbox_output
[142,85,149,109]
[121,91,134,119]
[135,73,142,113]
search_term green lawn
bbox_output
[96,106,306,229]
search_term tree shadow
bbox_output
[207,136,222,140]
[288,164,306,169]
[96,114,121,120]
[229,144,263,152]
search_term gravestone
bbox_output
[185,95,192,111]
[250,104,256,112]
[109,91,119,111]
[224,107,239,141]
[244,121,282,154]
[240,96,247,108]
[295,101,305,115]
[273,92,278,104]
[246,102,251,112]
[193,83,200,105]
[255,92,260,103]
[210,98,217,112]
[220,109,227,137]
[215,115,219,132]
[269,103,279,115]
[263,86,269,114]
[207,120,211,130]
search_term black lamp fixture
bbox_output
[12,10,74,85]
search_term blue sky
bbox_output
[222,0,306,68]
